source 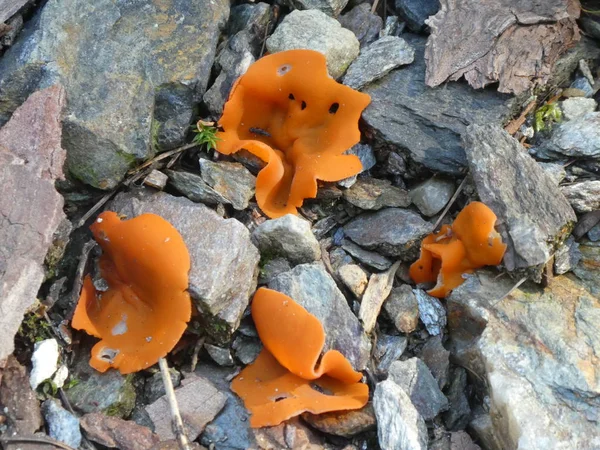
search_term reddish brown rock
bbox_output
[301,403,377,438]
[0,356,43,435]
[425,0,580,94]
[81,413,160,450]
[0,84,66,360]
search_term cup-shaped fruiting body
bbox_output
[231,288,368,428]
[72,212,191,374]
[215,50,371,218]
[409,202,507,298]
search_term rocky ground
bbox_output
[1,0,599,449]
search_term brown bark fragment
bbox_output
[425,0,581,94]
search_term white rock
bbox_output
[53,365,69,389]
[374,379,428,450]
[30,338,59,389]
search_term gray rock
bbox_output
[258,257,292,285]
[343,177,411,210]
[414,289,446,336]
[228,3,272,39]
[109,189,260,344]
[266,9,359,79]
[580,16,600,42]
[394,0,439,31]
[570,77,594,97]
[252,215,321,265]
[154,83,195,151]
[462,125,576,278]
[339,143,377,188]
[338,3,383,46]
[290,0,348,17]
[65,357,137,417]
[409,177,455,217]
[363,35,512,175]
[589,223,600,242]
[42,399,82,449]
[359,262,401,333]
[554,236,582,275]
[560,98,597,121]
[374,380,428,450]
[381,16,403,38]
[544,112,600,159]
[338,263,369,297]
[144,369,182,404]
[388,358,449,420]
[0,0,229,189]
[269,262,371,369]
[204,31,256,117]
[561,180,600,213]
[385,152,408,176]
[341,238,393,270]
[344,208,434,259]
[442,367,471,431]
[375,334,407,374]
[343,36,414,90]
[419,336,450,389]
[573,239,600,296]
[0,85,65,361]
[146,375,227,442]
[537,162,567,185]
[384,285,420,333]
[329,246,354,271]
[199,159,256,210]
[168,170,231,206]
[204,344,234,367]
[232,335,262,365]
[447,271,600,449]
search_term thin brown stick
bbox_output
[504,99,537,136]
[189,336,206,373]
[0,436,76,450]
[371,0,380,14]
[76,191,117,228]
[128,143,198,174]
[492,276,527,307]
[159,357,191,450]
[433,176,468,231]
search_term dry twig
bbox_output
[0,436,76,450]
[159,357,191,450]
[433,176,468,231]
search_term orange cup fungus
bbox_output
[215,50,371,218]
[410,202,507,298]
[231,288,369,428]
[72,212,192,374]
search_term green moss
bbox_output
[103,375,137,417]
[534,102,562,132]
[17,311,52,345]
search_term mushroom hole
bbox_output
[272,394,291,402]
[98,347,120,363]
[277,64,292,76]
[310,382,333,396]
[288,93,295,100]
[301,101,307,110]
[329,103,340,114]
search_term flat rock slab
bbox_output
[0,85,66,361]
[269,262,370,370]
[362,35,513,175]
[81,413,159,450]
[109,189,260,343]
[425,0,580,94]
[0,0,229,189]
[146,375,226,442]
[462,124,576,278]
[561,180,600,213]
[343,208,433,260]
[448,271,600,449]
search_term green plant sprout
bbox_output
[192,122,220,150]
[534,102,562,132]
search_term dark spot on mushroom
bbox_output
[329,103,339,114]
[301,101,307,110]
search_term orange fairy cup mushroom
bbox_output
[214,49,371,218]
[72,211,192,374]
[231,287,368,428]
[409,202,507,298]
